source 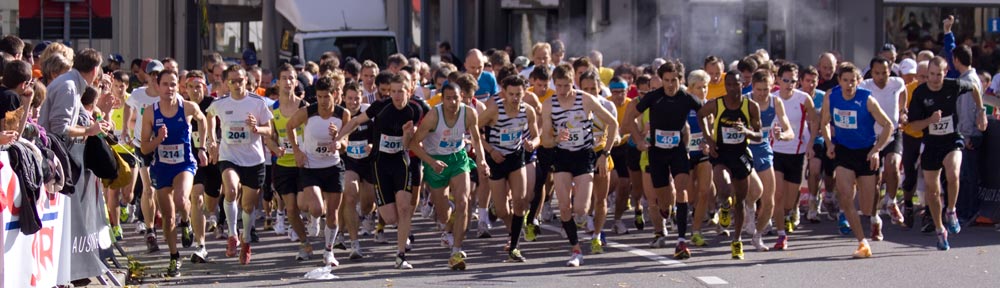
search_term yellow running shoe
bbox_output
[591,238,604,254]
[525,223,538,242]
[720,197,733,228]
[691,233,707,247]
[731,241,744,260]
[448,251,466,270]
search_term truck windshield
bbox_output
[303,36,397,67]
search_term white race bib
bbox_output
[280,137,296,155]
[653,129,681,149]
[379,134,404,154]
[833,108,858,129]
[721,127,746,144]
[688,134,705,151]
[564,128,587,147]
[192,131,202,148]
[313,141,335,157]
[346,140,370,159]
[158,144,184,165]
[225,121,251,144]
[929,115,955,136]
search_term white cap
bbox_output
[899,58,917,75]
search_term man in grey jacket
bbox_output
[39,48,107,142]
[953,45,985,222]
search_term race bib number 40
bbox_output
[225,121,250,144]
[929,115,955,136]
[653,129,681,149]
[158,144,184,165]
[379,134,404,154]
[833,108,858,129]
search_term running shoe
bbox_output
[807,208,821,224]
[774,235,788,250]
[719,198,732,228]
[936,231,950,251]
[888,202,905,225]
[263,217,273,231]
[945,211,961,235]
[360,216,374,236]
[289,229,300,242]
[508,248,526,262]
[920,210,934,233]
[374,229,388,244]
[751,233,768,251]
[441,232,454,249]
[612,220,628,235]
[542,205,555,222]
[837,212,852,235]
[674,241,691,260]
[119,205,131,224]
[206,215,218,232]
[136,222,148,235]
[239,242,252,265]
[111,226,123,242]
[488,205,499,223]
[215,227,227,240]
[902,206,915,229]
[420,200,433,219]
[852,241,872,258]
[448,251,467,270]
[691,233,707,247]
[274,213,286,235]
[146,233,159,253]
[226,236,239,257]
[191,246,208,263]
[405,234,414,252]
[295,243,312,261]
[586,215,595,233]
[566,249,583,267]
[871,219,884,241]
[649,233,667,248]
[166,258,181,277]
[334,235,348,250]
[525,223,538,241]
[349,247,365,260]
[744,206,757,235]
[477,221,492,238]
[731,241,744,260]
[591,238,604,254]
[181,224,193,248]
[634,212,646,231]
[707,210,719,226]
[323,250,339,267]
[308,218,321,237]
[823,192,838,221]
[395,253,413,269]
[791,206,801,227]
[785,218,795,234]
[249,228,260,243]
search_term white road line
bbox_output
[696,276,729,285]
[538,223,686,267]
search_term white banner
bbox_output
[1,152,68,288]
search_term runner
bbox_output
[800,65,836,223]
[284,73,351,267]
[541,64,617,267]
[626,60,702,259]
[906,56,987,250]
[339,74,424,269]
[106,71,135,242]
[744,70,792,251]
[577,69,616,253]
[340,81,375,260]
[683,70,715,247]
[184,71,223,263]
[901,60,929,229]
[819,62,894,258]
[771,63,816,249]
[526,66,556,240]
[139,69,209,276]
[260,63,317,260]
[127,59,164,252]
[205,65,274,264]
[697,71,763,260]
[411,81,488,270]
[858,57,907,230]
[360,60,380,103]
[607,77,634,235]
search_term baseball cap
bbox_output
[32,41,51,57]
[108,53,124,64]
[881,43,897,53]
[899,58,917,75]
[145,59,164,74]
[290,57,304,69]
[243,48,258,66]
[513,56,530,68]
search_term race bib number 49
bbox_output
[833,108,858,129]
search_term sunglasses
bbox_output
[781,78,798,84]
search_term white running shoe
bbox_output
[323,250,339,267]
[751,233,769,251]
[744,205,757,236]
[612,220,628,235]
[289,229,300,242]
[477,221,492,238]
[566,251,583,267]
[586,215,595,233]
[274,213,286,235]
[374,230,388,244]
[136,222,148,235]
[441,232,454,249]
[420,200,433,219]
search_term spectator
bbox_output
[438,41,463,69]
[0,35,24,60]
[1,60,31,127]
[38,48,108,142]
[40,54,72,86]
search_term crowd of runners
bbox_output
[2,15,1000,278]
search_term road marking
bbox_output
[696,276,728,285]
[538,224,686,267]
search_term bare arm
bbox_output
[541,100,556,148]
[408,108,438,165]
[524,105,541,149]
[466,106,488,168]
[139,107,160,155]
[583,93,618,152]
[774,99,794,141]
[868,98,894,154]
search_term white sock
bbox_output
[224,200,238,237]
[948,207,957,213]
[871,215,882,224]
[242,211,252,242]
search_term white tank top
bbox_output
[423,105,467,156]
[302,107,344,168]
[772,89,810,154]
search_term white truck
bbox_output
[273,0,399,66]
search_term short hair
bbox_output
[656,60,682,79]
[928,56,948,71]
[635,74,652,86]
[41,54,71,81]
[113,70,131,82]
[835,62,860,79]
[917,50,935,61]
[489,51,510,68]
[2,60,32,88]
[375,71,395,86]
[73,48,103,73]
[579,69,600,86]
[552,64,574,81]
[40,42,74,64]
[777,63,799,77]
[224,65,246,80]
[501,75,528,89]
[315,73,346,92]
[277,63,296,78]
[389,73,409,90]
[387,53,408,68]
[529,65,551,81]
[433,66,453,81]
[752,69,773,84]
[800,65,819,77]
[495,65,518,84]
[868,57,891,71]
[0,35,24,56]
[550,40,566,53]
[343,59,362,76]
[362,60,379,72]
[455,73,478,93]
[613,64,636,79]
[30,81,46,109]
[572,57,593,72]
[704,56,723,68]
[439,41,452,51]
[344,80,362,93]
[953,44,973,66]
[161,57,177,67]
[81,86,99,106]
[131,58,144,69]
[687,69,711,87]
[156,69,179,84]
[319,62,338,76]
[400,65,416,75]
[737,56,758,73]
[531,42,552,56]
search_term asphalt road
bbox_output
[103,206,1000,288]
